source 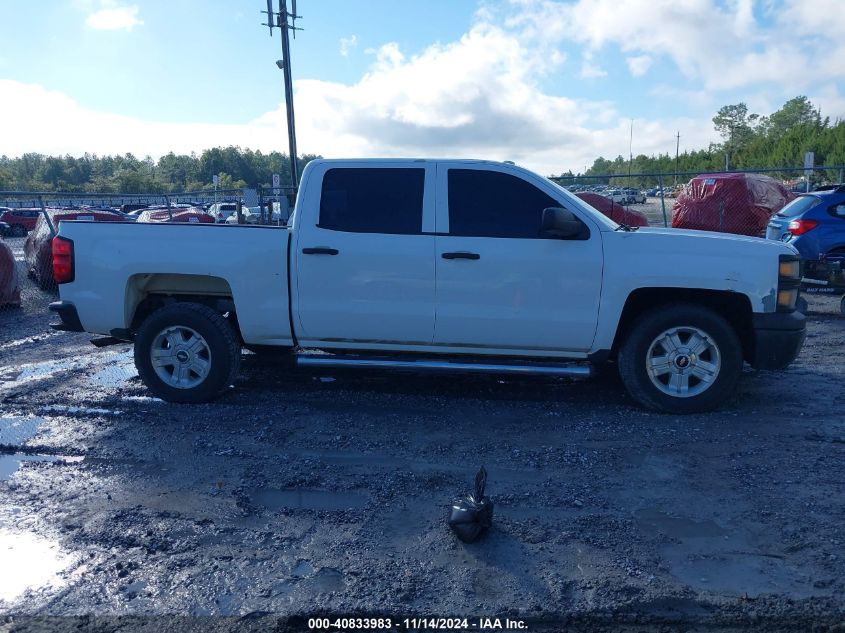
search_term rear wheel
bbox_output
[10,225,26,237]
[618,303,742,413]
[134,302,241,403]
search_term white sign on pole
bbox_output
[272,173,281,190]
[804,151,814,177]
[212,174,219,187]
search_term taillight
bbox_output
[52,236,74,284]
[787,219,818,236]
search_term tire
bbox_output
[10,225,26,238]
[134,302,241,403]
[617,303,742,414]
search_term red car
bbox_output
[575,192,650,227]
[0,208,41,237]
[134,207,214,224]
[24,209,124,290]
[0,235,21,307]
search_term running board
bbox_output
[296,355,592,378]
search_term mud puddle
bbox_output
[634,508,728,538]
[0,415,45,446]
[0,453,84,480]
[248,487,368,511]
[0,529,74,604]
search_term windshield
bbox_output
[776,195,820,218]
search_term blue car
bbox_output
[766,185,845,281]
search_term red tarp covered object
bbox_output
[672,173,794,236]
[575,192,650,227]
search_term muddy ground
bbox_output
[0,248,844,632]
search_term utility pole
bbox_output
[628,119,633,184]
[674,131,680,185]
[263,0,302,190]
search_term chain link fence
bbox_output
[554,165,845,233]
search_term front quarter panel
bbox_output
[593,229,794,351]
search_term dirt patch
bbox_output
[0,290,843,629]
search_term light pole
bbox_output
[264,0,301,191]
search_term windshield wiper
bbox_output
[614,223,639,232]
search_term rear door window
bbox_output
[319,168,424,234]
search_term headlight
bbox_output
[778,259,800,280]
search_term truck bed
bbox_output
[57,222,294,346]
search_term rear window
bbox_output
[319,167,424,234]
[776,195,820,218]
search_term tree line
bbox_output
[0,147,319,193]
[1,96,843,193]
[557,96,845,185]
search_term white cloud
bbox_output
[579,51,606,78]
[339,35,358,57]
[506,0,845,91]
[626,55,652,77]
[4,0,845,176]
[85,4,143,32]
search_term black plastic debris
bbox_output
[448,466,493,543]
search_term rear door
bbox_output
[433,163,603,354]
[293,162,437,347]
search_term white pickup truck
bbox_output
[50,159,806,413]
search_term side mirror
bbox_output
[541,207,584,239]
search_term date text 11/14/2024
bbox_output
[308,617,528,630]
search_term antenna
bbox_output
[262,0,274,35]
[261,0,303,189]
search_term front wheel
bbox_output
[134,302,241,403]
[617,304,742,413]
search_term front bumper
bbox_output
[49,301,84,332]
[749,310,806,370]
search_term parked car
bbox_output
[790,182,814,194]
[575,192,649,227]
[120,203,152,215]
[0,208,41,237]
[624,188,647,204]
[25,209,123,290]
[0,235,21,307]
[135,207,214,224]
[673,173,794,237]
[207,202,242,223]
[766,185,845,281]
[605,189,628,204]
[52,158,805,414]
[224,206,284,225]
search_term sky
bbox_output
[1,0,844,176]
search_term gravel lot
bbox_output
[0,234,844,632]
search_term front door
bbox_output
[433,163,603,354]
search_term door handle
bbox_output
[441,252,480,260]
[302,247,339,255]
